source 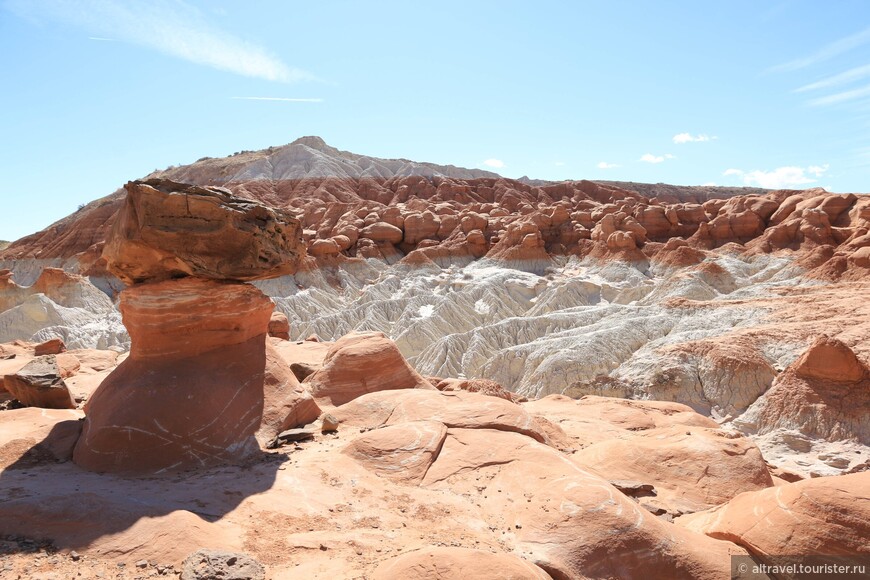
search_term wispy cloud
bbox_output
[639,153,675,164]
[769,26,870,73]
[597,161,619,169]
[673,133,715,144]
[88,36,117,41]
[795,64,870,93]
[723,165,829,189]
[554,161,566,167]
[808,84,870,106]
[231,97,323,102]
[483,159,505,168]
[6,0,311,83]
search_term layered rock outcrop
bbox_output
[103,179,303,285]
[73,179,303,473]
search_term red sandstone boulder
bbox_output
[268,311,291,341]
[4,355,76,409]
[359,222,403,244]
[305,332,433,406]
[308,238,342,257]
[34,338,66,356]
[102,179,303,285]
[257,342,322,444]
[793,335,866,383]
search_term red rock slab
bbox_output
[331,389,555,445]
[523,394,718,447]
[572,424,774,515]
[422,428,749,580]
[677,473,870,559]
[344,420,447,485]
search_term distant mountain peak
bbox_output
[289,135,330,150]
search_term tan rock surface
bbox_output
[371,547,552,580]
[0,407,83,467]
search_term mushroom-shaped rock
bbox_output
[75,179,306,474]
[372,547,551,580]
[102,179,303,285]
[305,331,432,406]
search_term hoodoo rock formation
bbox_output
[72,179,303,473]
[0,138,869,577]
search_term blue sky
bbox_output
[2,0,869,241]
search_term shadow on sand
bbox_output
[0,418,282,558]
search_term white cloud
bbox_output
[232,97,323,102]
[701,182,717,186]
[673,133,715,144]
[554,161,566,167]
[483,159,505,168]
[795,64,870,93]
[7,0,311,83]
[724,165,829,189]
[88,36,117,41]
[639,153,675,163]
[597,161,619,169]
[769,26,870,73]
[808,83,870,106]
